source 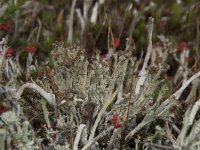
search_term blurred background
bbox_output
[0,0,199,59]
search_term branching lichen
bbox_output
[1,16,200,150]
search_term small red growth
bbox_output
[112,113,118,118]
[101,53,108,59]
[114,123,122,129]
[0,104,10,114]
[112,37,120,48]
[5,48,14,58]
[0,22,11,31]
[111,114,118,123]
[100,53,108,62]
[25,47,38,53]
[110,113,124,129]
[148,102,154,106]
[39,124,46,129]
[37,71,44,78]
[185,56,193,63]
[178,41,187,53]
[119,117,124,122]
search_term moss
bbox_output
[10,38,27,48]
[54,23,63,34]
[41,11,55,23]
[132,21,147,48]
[43,36,55,52]
[170,3,183,25]
[89,23,109,51]
[124,11,134,25]
[0,0,26,22]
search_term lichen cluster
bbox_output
[1,17,200,150]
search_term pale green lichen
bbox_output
[0,129,6,150]
[1,111,34,149]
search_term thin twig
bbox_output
[140,17,154,75]
[67,0,77,44]
[173,71,200,99]
[189,99,200,125]
[73,124,87,150]
[36,18,42,43]
[135,17,154,95]
[15,83,55,106]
